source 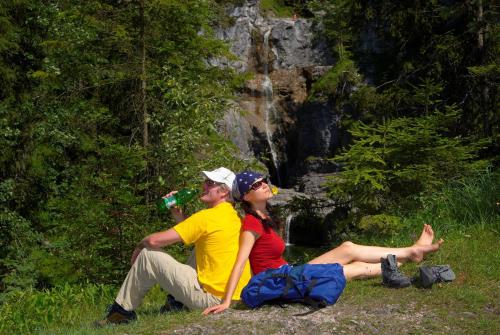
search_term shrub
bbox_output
[326,108,491,219]
[358,214,402,236]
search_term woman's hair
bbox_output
[241,200,282,231]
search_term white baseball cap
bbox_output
[201,167,236,190]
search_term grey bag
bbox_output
[419,265,455,288]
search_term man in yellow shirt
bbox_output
[97,167,251,325]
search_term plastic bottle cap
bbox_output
[271,185,279,195]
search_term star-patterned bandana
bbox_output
[234,171,264,201]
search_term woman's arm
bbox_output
[202,230,257,315]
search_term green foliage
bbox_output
[0,283,116,334]
[316,0,499,138]
[309,57,360,101]
[0,0,254,293]
[313,1,497,227]
[415,169,500,230]
[358,214,401,236]
[327,108,490,217]
[0,282,202,335]
[260,0,294,17]
[0,179,42,293]
[0,0,498,302]
[308,0,354,58]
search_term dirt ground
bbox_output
[165,300,455,335]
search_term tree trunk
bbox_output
[139,0,150,204]
[477,0,484,50]
[477,0,490,136]
[140,0,148,147]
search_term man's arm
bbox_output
[131,228,183,265]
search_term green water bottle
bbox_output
[157,188,199,213]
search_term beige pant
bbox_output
[115,248,221,311]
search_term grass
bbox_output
[341,224,500,334]
[0,284,204,335]
[2,171,498,334]
[2,223,498,335]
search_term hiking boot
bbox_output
[159,294,187,314]
[419,265,455,289]
[381,254,411,288]
[94,302,137,327]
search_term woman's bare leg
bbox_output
[338,225,439,281]
[342,262,382,280]
[308,224,443,265]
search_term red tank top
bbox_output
[241,214,288,275]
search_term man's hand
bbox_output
[163,191,186,223]
[202,301,231,315]
[130,230,182,266]
[162,190,177,199]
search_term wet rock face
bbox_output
[215,2,349,246]
[211,1,332,73]
[210,0,261,73]
[216,103,254,158]
[213,1,338,188]
[269,19,333,69]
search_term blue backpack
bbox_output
[241,263,346,309]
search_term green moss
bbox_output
[260,0,294,18]
[309,57,359,99]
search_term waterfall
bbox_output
[262,29,282,185]
[284,214,294,246]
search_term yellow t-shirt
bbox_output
[173,202,251,300]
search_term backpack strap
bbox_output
[252,266,328,312]
[292,278,327,315]
[252,271,290,309]
[303,279,327,308]
[281,275,295,298]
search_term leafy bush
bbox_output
[327,108,490,220]
[358,214,402,236]
[309,57,360,101]
[0,179,41,293]
[0,0,261,293]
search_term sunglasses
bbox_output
[204,179,222,187]
[248,178,269,192]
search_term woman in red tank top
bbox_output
[203,171,444,315]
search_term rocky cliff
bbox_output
[213,0,345,244]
